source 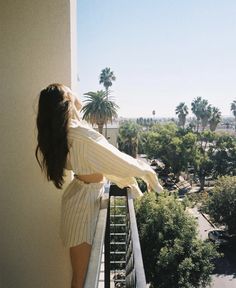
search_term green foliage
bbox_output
[231,100,236,129]
[193,132,236,190]
[135,192,218,288]
[191,97,221,132]
[186,191,209,208]
[212,134,236,177]
[193,131,215,190]
[118,120,141,158]
[136,177,147,192]
[82,90,118,134]
[143,123,197,179]
[209,107,221,132]
[175,102,189,128]
[137,117,157,127]
[142,122,236,189]
[204,176,236,233]
[99,67,116,93]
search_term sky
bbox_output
[77,0,236,118]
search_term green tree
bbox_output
[136,192,218,288]
[144,123,197,180]
[99,67,116,97]
[82,90,118,134]
[99,68,117,138]
[193,131,215,191]
[204,176,236,234]
[231,100,236,130]
[175,102,189,128]
[118,120,141,158]
[143,124,223,190]
[209,106,221,132]
[212,134,236,177]
[144,123,180,176]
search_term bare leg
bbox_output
[70,242,92,288]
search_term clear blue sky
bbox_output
[77,0,236,118]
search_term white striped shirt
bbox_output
[66,118,163,198]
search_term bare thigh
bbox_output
[70,242,92,288]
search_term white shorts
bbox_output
[60,178,104,247]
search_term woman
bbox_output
[35,83,162,288]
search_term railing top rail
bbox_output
[127,191,147,287]
[84,193,109,288]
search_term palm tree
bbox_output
[81,90,119,134]
[99,67,116,138]
[191,97,211,131]
[191,97,202,132]
[209,107,221,132]
[118,120,141,158]
[231,100,236,130]
[200,101,211,131]
[99,67,116,97]
[175,102,188,128]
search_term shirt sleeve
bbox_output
[86,135,163,197]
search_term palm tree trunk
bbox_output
[199,176,205,191]
[105,88,108,138]
[98,123,104,134]
[196,120,200,133]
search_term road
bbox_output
[188,207,236,288]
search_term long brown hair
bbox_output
[35,83,72,189]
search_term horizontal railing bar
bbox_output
[110,215,126,217]
[110,233,126,236]
[110,242,126,245]
[110,269,125,272]
[110,261,126,264]
[110,224,126,226]
[110,251,126,254]
[110,205,126,208]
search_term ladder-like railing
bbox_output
[84,184,147,288]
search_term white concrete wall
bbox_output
[107,127,119,147]
[0,1,77,287]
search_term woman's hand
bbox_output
[147,184,152,192]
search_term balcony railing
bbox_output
[84,184,147,288]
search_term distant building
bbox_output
[94,121,120,147]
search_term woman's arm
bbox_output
[86,136,163,194]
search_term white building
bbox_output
[1,1,77,287]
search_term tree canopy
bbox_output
[118,120,141,158]
[99,67,116,95]
[135,192,218,288]
[81,90,118,134]
[204,176,236,234]
[141,122,236,189]
[175,102,189,129]
[231,100,236,130]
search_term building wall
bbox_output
[0,1,77,287]
[107,128,119,147]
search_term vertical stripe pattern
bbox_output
[60,117,162,248]
[67,123,163,198]
[60,178,104,247]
